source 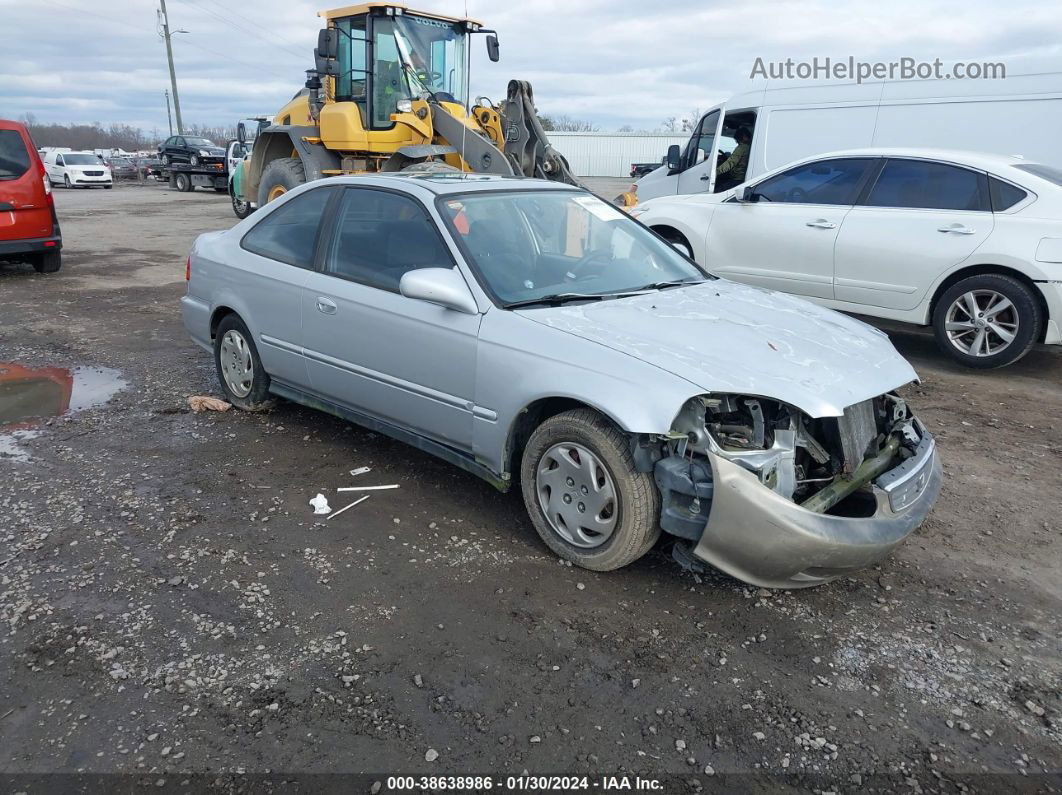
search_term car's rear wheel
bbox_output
[520,409,660,571]
[31,250,62,274]
[213,315,272,411]
[258,157,305,206]
[932,273,1042,368]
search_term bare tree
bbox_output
[617,124,634,133]
[661,116,678,133]
[681,107,704,132]
[539,114,599,132]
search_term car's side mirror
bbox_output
[665,144,681,171]
[486,33,500,62]
[736,186,758,203]
[236,122,247,145]
[400,268,479,314]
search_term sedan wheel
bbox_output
[219,329,253,398]
[944,290,1018,358]
[536,442,618,548]
[63,174,71,188]
[213,315,273,410]
[521,408,660,571]
[932,273,1042,369]
[190,154,199,166]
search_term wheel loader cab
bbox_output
[326,5,472,133]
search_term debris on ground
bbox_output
[309,493,331,515]
[328,494,370,520]
[187,395,232,413]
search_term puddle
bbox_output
[0,363,127,460]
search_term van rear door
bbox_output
[0,124,52,241]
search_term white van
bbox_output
[635,72,1062,202]
[42,150,113,189]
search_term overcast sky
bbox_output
[2,0,1060,134]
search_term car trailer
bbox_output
[151,162,228,193]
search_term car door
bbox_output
[833,158,994,310]
[300,186,481,450]
[705,157,876,299]
[234,185,338,386]
[676,109,723,196]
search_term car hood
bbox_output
[203,147,225,156]
[518,280,918,418]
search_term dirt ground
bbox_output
[1,182,1059,793]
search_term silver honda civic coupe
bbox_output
[181,173,942,588]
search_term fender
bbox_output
[245,125,341,198]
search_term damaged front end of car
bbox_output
[647,392,942,588]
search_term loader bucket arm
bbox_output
[496,80,584,188]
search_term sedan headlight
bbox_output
[199,149,210,156]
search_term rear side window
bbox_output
[324,187,453,292]
[865,159,987,211]
[241,187,335,268]
[0,130,31,180]
[752,158,872,205]
[989,177,1028,211]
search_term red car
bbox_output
[0,119,62,273]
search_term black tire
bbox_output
[213,314,273,411]
[174,172,194,192]
[258,157,305,206]
[31,250,62,274]
[63,174,71,189]
[190,154,200,166]
[104,184,113,190]
[520,408,661,571]
[231,186,254,219]
[161,154,171,166]
[932,273,1042,369]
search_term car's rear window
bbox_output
[1013,163,1062,188]
[0,129,31,180]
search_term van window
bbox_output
[989,177,1027,211]
[752,158,872,205]
[241,187,336,268]
[866,159,987,211]
[0,130,30,180]
[683,111,719,169]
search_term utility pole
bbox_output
[164,89,173,135]
[158,0,183,134]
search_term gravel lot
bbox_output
[1,182,1059,792]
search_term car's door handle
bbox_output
[700,173,712,180]
[806,219,837,229]
[315,296,337,315]
[938,225,977,235]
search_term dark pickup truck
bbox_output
[630,158,665,178]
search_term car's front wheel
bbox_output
[161,154,171,166]
[190,154,200,166]
[63,174,71,188]
[520,409,660,571]
[932,273,1042,368]
[213,314,273,410]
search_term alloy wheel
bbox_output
[536,442,618,548]
[944,289,1019,357]
[219,329,253,397]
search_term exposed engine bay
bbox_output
[652,392,926,539]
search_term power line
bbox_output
[173,0,309,61]
[198,0,313,60]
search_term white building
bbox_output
[548,132,688,177]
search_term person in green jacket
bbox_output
[715,126,752,190]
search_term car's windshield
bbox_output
[438,190,710,306]
[64,154,100,165]
[184,137,215,147]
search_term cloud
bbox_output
[1,0,1060,135]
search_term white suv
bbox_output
[632,148,1062,368]
[42,150,113,189]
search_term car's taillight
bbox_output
[185,256,191,281]
[40,162,54,206]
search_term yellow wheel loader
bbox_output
[240,2,583,208]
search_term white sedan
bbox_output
[630,148,1062,368]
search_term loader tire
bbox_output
[258,157,305,206]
